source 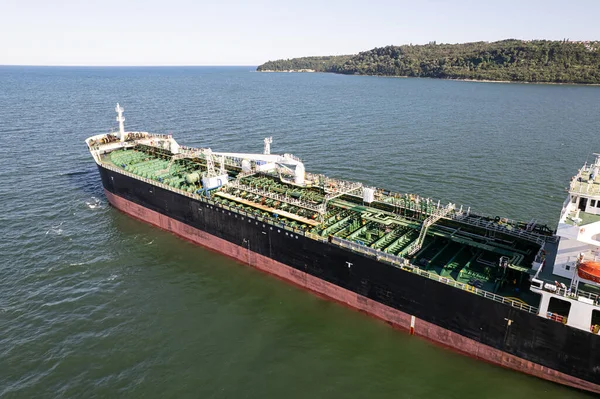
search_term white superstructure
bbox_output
[529,154,600,334]
[555,154,600,281]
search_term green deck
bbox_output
[103,145,544,306]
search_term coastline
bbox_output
[258,69,315,73]
[256,69,600,86]
[447,77,600,86]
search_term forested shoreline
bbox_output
[257,40,600,84]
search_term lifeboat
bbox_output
[577,261,600,284]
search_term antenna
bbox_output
[584,152,591,169]
[116,103,125,141]
[264,137,273,155]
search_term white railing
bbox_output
[147,133,173,140]
[283,153,302,163]
[349,190,551,245]
[323,181,364,202]
[448,213,551,245]
[570,180,600,194]
[177,147,242,169]
[323,178,363,195]
[102,162,197,198]
[102,157,540,315]
[101,161,309,236]
[553,286,600,305]
[332,236,403,263]
[568,166,593,194]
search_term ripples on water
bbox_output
[0,66,598,398]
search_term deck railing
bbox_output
[227,180,326,214]
[331,236,539,315]
[101,161,308,235]
[554,286,600,305]
[349,192,552,245]
[448,213,551,245]
[102,160,540,316]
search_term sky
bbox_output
[0,0,598,66]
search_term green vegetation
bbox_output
[257,55,352,72]
[257,40,600,84]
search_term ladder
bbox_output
[569,264,579,295]
[407,203,455,256]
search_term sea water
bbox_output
[1,66,598,398]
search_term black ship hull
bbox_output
[98,164,600,393]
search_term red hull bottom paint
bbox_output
[104,189,600,394]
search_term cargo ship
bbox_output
[87,105,600,393]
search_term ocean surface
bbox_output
[1,66,599,398]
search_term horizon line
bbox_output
[3,38,599,68]
[0,64,261,68]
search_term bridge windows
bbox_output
[579,197,588,212]
[591,310,600,334]
[547,297,571,324]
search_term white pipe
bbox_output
[210,151,302,166]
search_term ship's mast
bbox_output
[264,137,273,155]
[116,103,126,141]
